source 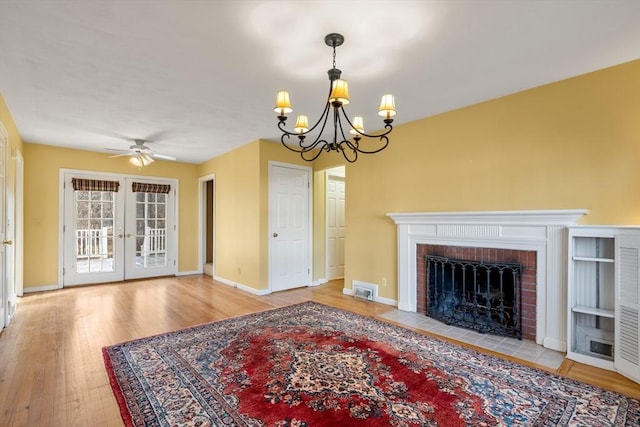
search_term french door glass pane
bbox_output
[75,190,115,273]
[135,192,168,268]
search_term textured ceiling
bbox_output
[1,0,639,164]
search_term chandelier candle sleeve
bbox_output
[273,33,395,163]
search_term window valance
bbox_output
[132,182,171,194]
[71,178,120,192]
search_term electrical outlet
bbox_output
[381,277,387,287]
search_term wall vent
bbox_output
[586,335,614,359]
[352,280,378,302]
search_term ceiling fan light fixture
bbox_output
[130,153,154,169]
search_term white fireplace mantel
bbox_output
[387,209,588,351]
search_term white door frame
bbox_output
[0,123,7,328]
[198,174,215,275]
[13,150,23,298]
[59,169,178,286]
[268,161,312,292]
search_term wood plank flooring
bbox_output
[0,275,638,426]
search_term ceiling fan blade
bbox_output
[108,153,132,158]
[152,153,177,161]
[104,148,129,153]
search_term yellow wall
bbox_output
[23,143,199,288]
[197,141,261,288]
[345,59,640,301]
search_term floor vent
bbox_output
[352,281,378,302]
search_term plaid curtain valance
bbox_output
[71,178,120,192]
[132,182,171,194]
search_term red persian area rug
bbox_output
[103,301,640,426]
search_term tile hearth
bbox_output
[379,308,565,370]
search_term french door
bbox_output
[62,172,176,286]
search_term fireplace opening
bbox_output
[426,255,523,339]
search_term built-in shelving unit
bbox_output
[567,226,640,383]
[567,228,616,370]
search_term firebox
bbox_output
[426,255,523,339]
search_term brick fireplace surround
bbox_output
[388,210,587,352]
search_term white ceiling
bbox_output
[1,0,639,164]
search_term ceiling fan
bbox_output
[106,139,177,168]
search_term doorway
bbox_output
[326,166,345,280]
[199,175,215,276]
[61,171,177,286]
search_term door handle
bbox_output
[2,240,12,245]
[273,233,278,237]
[126,234,132,238]
[118,234,124,238]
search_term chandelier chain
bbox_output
[332,45,337,70]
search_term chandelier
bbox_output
[274,33,396,163]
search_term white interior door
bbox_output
[269,163,311,292]
[326,173,345,280]
[63,173,176,286]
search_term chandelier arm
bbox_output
[338,109,392,154]
[300,141,331,161]
[340,109,394,139]
[337,141,358,163]
[280,132,330,155]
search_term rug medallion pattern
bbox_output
[103,301,640,426]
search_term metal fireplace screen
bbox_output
[426,255,523,339]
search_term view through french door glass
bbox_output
[76,186,116,273]
[63,173,176,286]
[124,181,175,279]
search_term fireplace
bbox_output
[387,210,588,351]
[417,244,537,340]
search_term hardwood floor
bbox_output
[0,275,638,426]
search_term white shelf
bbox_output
[572,256,614,263]
[571,305,615,318]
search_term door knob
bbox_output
[273,233,278,237]
[118,234,124,238]
[2,240,12,245]
[126,233,132,238]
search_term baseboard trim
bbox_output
[310,278,328,287]
[176,270,201,276]
[213,275,271,296]
[342,287,397,307]
[23,284,60,293]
